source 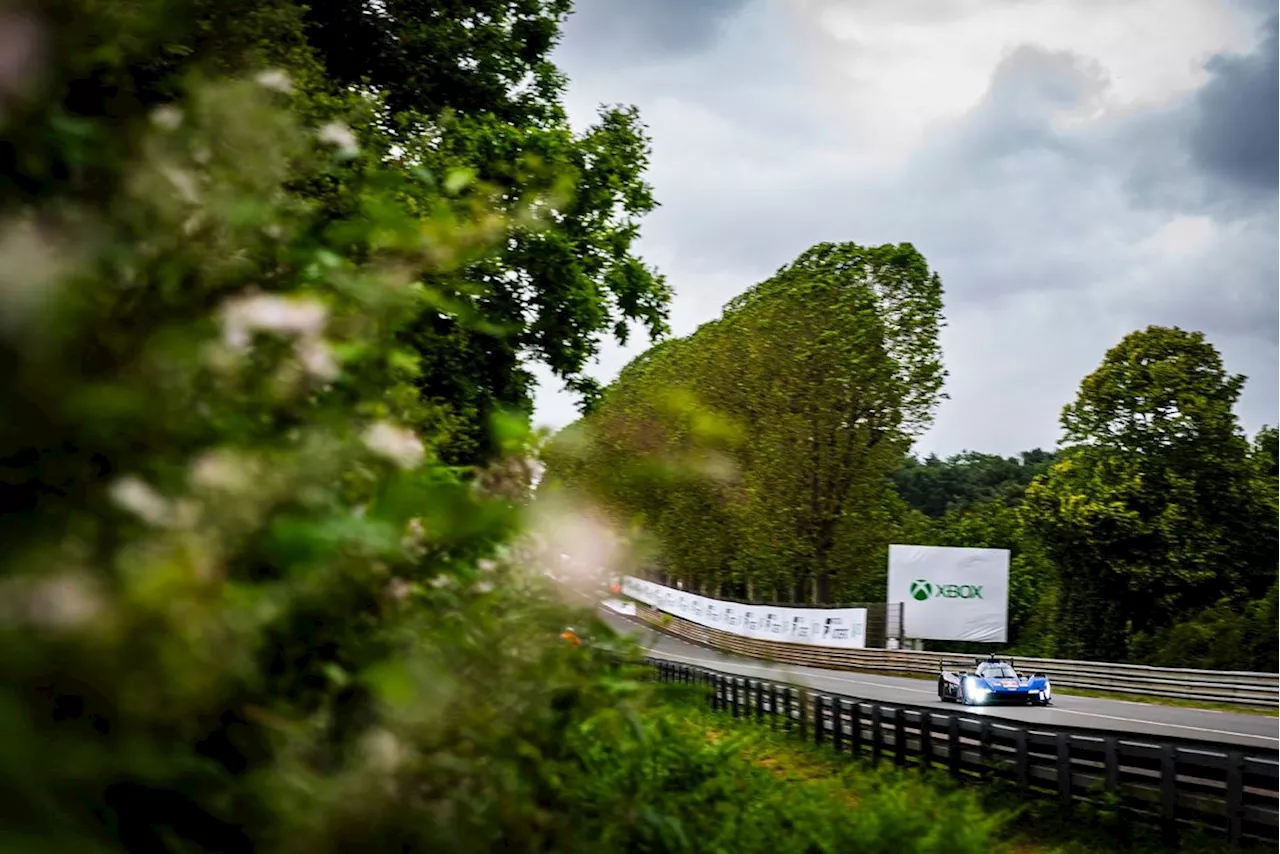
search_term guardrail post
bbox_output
[1103,737,1119,794]
[814,695,825,746]
[947,715,961,777]
[1056,733,1071,805]
[893,708,906,766]
[712,674,722,711]
[1160,745,1177,844]
[979,720,991,778]
[755,680,765,724]
[769,684,778,730]
[920,711,932,769]
[782,687,792,733]
[1014,729,1027,787]
[1226,751,1244,844]
[732,677,742,718]
[798,689,808,741]
[870,703,882,765]
[832,699,845,753]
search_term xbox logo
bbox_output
[909,579,933,601]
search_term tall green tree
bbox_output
[292,0,671,465]
[1021,326,1277,662]
[544,242,947,605]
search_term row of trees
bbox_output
[543,241,947,604]
[543,257,1279,669]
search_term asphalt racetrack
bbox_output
[599,610,1280,751]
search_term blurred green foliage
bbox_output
[0,1,740,851]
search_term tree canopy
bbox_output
[543,241,947,605]
[1021,326,1277,663]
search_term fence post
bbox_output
[798,689,808,741]
[870,703,882,765]
[755,680,765,724]
[893,707,906,766]
[1226,751,1244,844]
[947,715,961,777]
[920,711,932,769]
[850,701,862,758]
[1014,729,1028,787]
[1103,737,1119,794]
[1160,745,1177,844]
[979,720,992,778]
[813,695,825,746]
[1056,732,1071,805]
[770,684,779,731]
[832,699,846,754]
[782,687,792,733]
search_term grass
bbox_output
[655,683,1267,854]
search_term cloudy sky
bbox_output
[530,0,1278,457]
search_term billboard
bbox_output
[887,544,1009,643]
[621,576,867,649]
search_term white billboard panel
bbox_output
[887,544,1009,643]
[620,576,867,649]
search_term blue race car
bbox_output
[937,655,1052,706]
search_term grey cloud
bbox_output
[1185,15,1278,192]
[561,0,751,62]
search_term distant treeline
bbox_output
[543,255,1279,671]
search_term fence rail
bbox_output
[647,658,1280,844]
[633,604,1280,707]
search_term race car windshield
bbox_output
[981,664,1018,678]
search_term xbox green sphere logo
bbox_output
[907,578,984,601]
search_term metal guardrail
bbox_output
[647,658,1280,844]
[633,604,1280,707]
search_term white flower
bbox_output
[254,69,293,95]
[109,476,172,526]
[362,421,424,469]
[0,217,66,340]
[151,105,182,131]
[295,336,339,381]
[220,293,328,350]
[386,577,413,601]
[189,449,255,493]
[360,727,405,773]
[160,165,199,205]
[318,121,359,157]
[1,574,104,631]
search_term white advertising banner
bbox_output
[887,544,1009,643]
[620,576,867,649]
